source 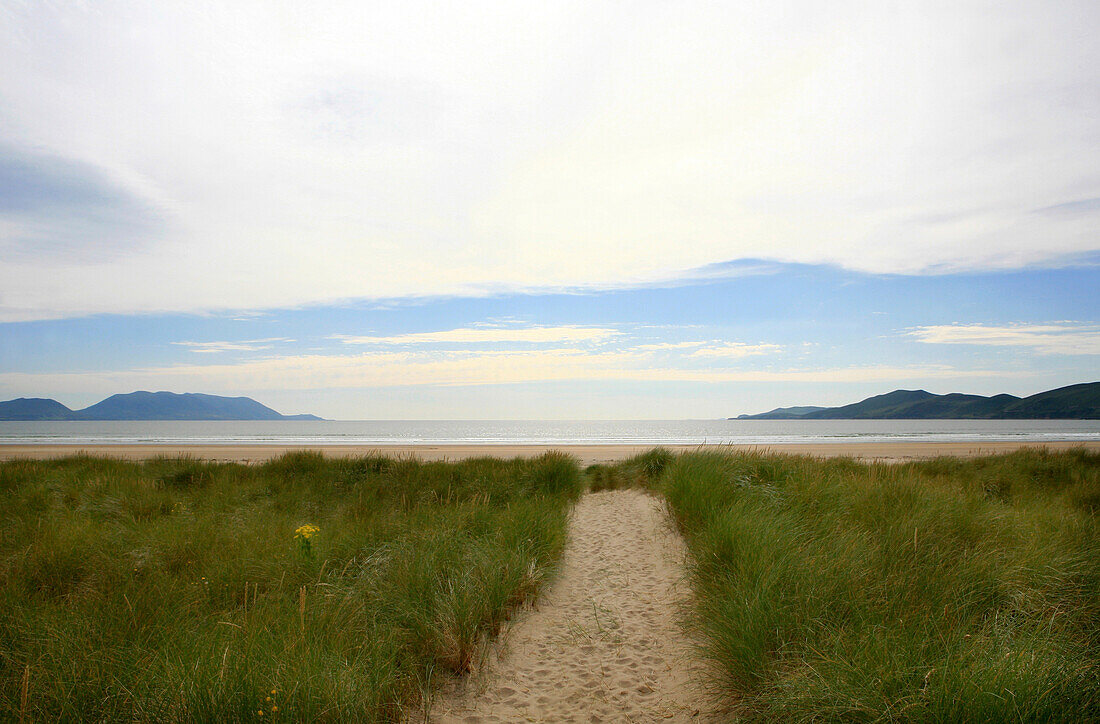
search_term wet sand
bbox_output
[1,441,1096,465]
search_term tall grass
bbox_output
[657,448,1100,721]
[585,447,673,492]
[7,446,1097,721]
[0,451,582,721]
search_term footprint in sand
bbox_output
[425,489,721,723]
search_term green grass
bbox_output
[0,451,582,722]
[585,447,673,492]
[648,447,1100,722]
[7,446,1098,721]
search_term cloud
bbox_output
[1035,198,1100,217]
[1,2,1097,320]
[631,341,708,351]
[0,144,164,264]
[689,342,784,359]
[334,325,619,345]
[172,337,294,353]
[908,323,1100,355]
[0,345,999,398]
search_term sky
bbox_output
[1,1,1098,419]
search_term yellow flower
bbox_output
[272,706,279,712]
[295,524,319,558]
[257,711,263,717]
[294,524,319,540]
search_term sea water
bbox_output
[1,419,1098,446]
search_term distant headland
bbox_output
[0,391,324,421]
[734,382,1100,420]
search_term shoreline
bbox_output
[1,441,1098,465]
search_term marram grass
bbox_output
[598,447,1100,722]
[0,451,582,722]
[7,447,1098,722]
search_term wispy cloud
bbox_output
[172,337,294,353]
[631,341,707,351]
[908,323,1100,355]
[334,325,619,345]
[1034,198,1100,217]
[689,342,784,359]
[0,346,1001,398]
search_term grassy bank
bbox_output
[0,451,582,721]
[631,448,1099,721]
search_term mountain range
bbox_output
[735,382,1100,420]
[0,392,323,421]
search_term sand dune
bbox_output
[427,489,721,723]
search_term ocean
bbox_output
[1,419,1099,446]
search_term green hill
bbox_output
[0,392,323,421]
[733,405,829,420]
[737,382,1100,420]
[0,398,75,421]
[1001,382,1100,418]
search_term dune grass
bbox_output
[0,451,582,722]
[7,446,1098,721]
[585,447,673,493]
[612,447,1100,722]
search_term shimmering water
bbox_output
[1,419,1098,446]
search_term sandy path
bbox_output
[427,489,717,723]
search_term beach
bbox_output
[2,440,1097,465]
